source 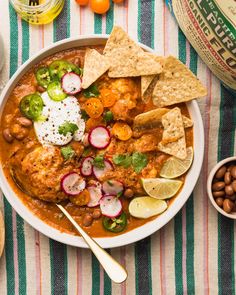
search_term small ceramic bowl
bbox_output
[207,156,236,219]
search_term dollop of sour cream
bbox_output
[34,92,85,146]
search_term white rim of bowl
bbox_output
[207,156,236,219]
[0,35,205,248]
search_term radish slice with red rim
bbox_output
[62,72,82,95]
[80,156,94,177]
[87,185,103,207]
[102,180,124,196]
[88,126,111,149]
[61,172,85,196]
[93,159,113,179]
[100,195,122,218]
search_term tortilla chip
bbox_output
[103,26,163,77]
[133,108,193,136]
[158,137,187,159]
[141,75,156,96]
[152,55,207,107]
[82,49,110,89]
[161,108,185,143]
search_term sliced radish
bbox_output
[88,126,111,149]
[102,180,124,196]
[100,195,122,218]
[87,185,103,207]
[80,156,94,177]
[93,159,113,179]
[62,72,82,95]
[61,172,85,196]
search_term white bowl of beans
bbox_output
[207,157,236,218]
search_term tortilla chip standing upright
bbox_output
[152,55,207,107]
[82,48,110,89]
[103,26,163,77]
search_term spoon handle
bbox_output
[56,204,128,284]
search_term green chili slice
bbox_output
[47,81,67,101]
[102,212,127,233]
[20,93,43,121]
[35,67,51,88]
[49,60,82,80]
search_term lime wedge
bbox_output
[129,197,167,218]
[141,178,183,199]
[160,147,194,179]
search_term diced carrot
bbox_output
[85,116,104,132]
[84,98,104,118]
[112,122,133,141]
[100,89,118,107]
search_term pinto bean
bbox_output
[212,181,225,192]
[16,117,32,127]
[215,166,227,179]
[225,185,234,196]
[92,209,101,219]
[223,199,234,213]
[10,124,29,140]
[212,191,225,198]
[230,166,236,179]
[124,188,134,198]
[2,128,14,143]
[82,213,93,227]
[215,197,224,207]
[224,171,232,185]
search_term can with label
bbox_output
[166,0,236,93]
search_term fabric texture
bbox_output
[0,0,236,294]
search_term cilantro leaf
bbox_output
[83,85,100,98]
[132,152,148,174]
[103,111,114,124]
[93,154,105,169]
[81,109,89,121]
[58,121,78,136]
[113,154,132,168]
[60,146,75,160]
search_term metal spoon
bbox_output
[57,204,127,283]
[10,171,127,283]
[0,209,5,258]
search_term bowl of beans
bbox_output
[207,157,236,218]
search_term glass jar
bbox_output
[9,0,65,25]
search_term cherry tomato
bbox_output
[75,0,89,5]
[90,0,110,14]
[113,0,124,3]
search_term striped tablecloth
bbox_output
[0,1,236,294]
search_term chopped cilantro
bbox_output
[93,154,105,169]
[113,154,132,168]
[132,152,148,174]
[83,85,100,98]
[61,145,75,160]
[81,109,89,121]
[103,111,114,124]
[82,147,92,157]
[117,191,123,198]
[58,121,78,136]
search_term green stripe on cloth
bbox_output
[17,19,29,295]
[91,254,100,295]
[185,44,197,294]
[4,199,15,295]
[94,14,102,34]
[174,27,186,295]
[217,87,236,295]
[106,1,114,34]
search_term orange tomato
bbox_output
[84,98,104,118]
[99,89,118,107]
[112,122,133,141]
[75,0,89,5]
[113,0,124,3]
[90,0,110,14]
[85,116,104,132]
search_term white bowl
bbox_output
[0,36,204,248]
[207,156,236,219]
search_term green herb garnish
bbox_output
[81,109,89,121]
[113,152,148,173]
[132,152,148,174]
[82,147,92,157]
[60,145,75,160]
[93,154,105,169]
[113,154,132,168]
[103,111,114,123]
[58,121,78,136]
[83,85,100,98]
[117,191,123,198]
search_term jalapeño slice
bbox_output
[49,60,82,80]
[35,67,51,88]
[102,212,127,233]
[20,93,43,121]
[47,80,67,101]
